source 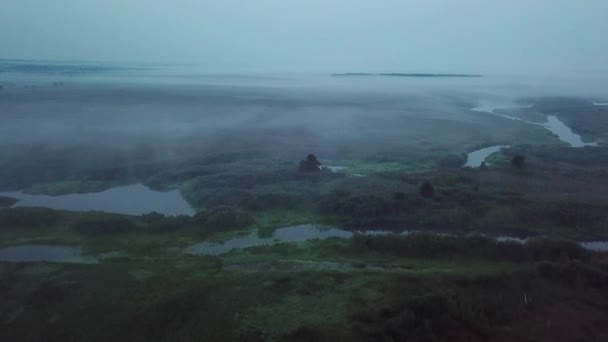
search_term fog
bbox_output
[1,67,605,165]
[1,1,608,189]
[1,1,608,74]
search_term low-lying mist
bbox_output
[1,65,606,181]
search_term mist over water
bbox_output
[1,62,606,160]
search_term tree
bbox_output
[511,155,526,169]
[393,192,406,215]
[419,181,435,199]
[479,161,487,169]
[298,153,321,172]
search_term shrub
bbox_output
[351,233,587,263]
[0,207,60,228]
[419,181,435,198]
[511,155,525,169]
[298,154,321,172]
[72,215,136,234]
[0,196,17,208]
[197,206,254,232]
[243,192,297,211]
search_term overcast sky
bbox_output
[1,0,607,74]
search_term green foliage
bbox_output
[140,212,193,232]
[195,206,254,233]
[0,207,60,228]
[419,180,435,198]
[72,215,136,234]
[350,272,529,342]
[318,191,393,225]
[298,154,321,172]
[511,155,526,169]
[536,260,608,288]
[244,192,298,211]
[26,180,116,196]
[0,196,17,208]
[352,233,588,263]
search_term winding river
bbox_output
[464,145,510,168]
[466,102,599,167]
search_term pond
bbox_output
[184,224,355,255]
[0,245,97,263]
[0,184,194,216]
[464,145,510,168]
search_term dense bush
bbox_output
[298,154,321,172]
[351,273,525,341]
[319,192,393,219]
[511,155,525,169]
[140,212,192,232]
[351,233,588,263]
[195,206,254,232]
[520,200,608,231]
[0,207,60,228]
[0,196,17,208]
[243,192,298,211]
[419,181,435,198]
[536,261,608,287]
[71,215,136,234]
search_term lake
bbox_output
[0,184,194,216]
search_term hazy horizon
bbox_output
[2,1,608,74]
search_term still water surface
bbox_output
[0,184,194,216]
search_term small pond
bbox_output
[184,224,355,255]
[0,184,194,216]
[0,245,97,263]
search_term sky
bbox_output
[1,0,608,74]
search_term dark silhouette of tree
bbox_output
[298,153,321,172]
[393,192,406,215]
[479,161,487,169]
[511,155,526,169]
[419,181,434,198]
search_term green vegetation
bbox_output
[1,96,608,340]
[298,154,321,172]
[0,213,607,341]
[0,196,17,208]
[26,180,119,195]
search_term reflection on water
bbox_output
[0,245,97,263]
[464,145,510,167]
[0,184,194,216]
[580,241,608,252]
[185,225,608,256]
[593,102,608,106]
[471,103,598,147]
[543,115,597,148]
[185,225,354,255]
